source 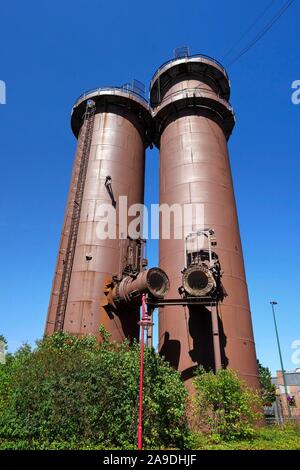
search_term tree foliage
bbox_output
[192,368,262,441]
[0,330,189,449]
[257,360,276,406]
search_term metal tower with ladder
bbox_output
[54,100,96,331]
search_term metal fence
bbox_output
[174,46,190,59]
[151,53,229,85]
[157,87,233,112]
[74,79,147,107]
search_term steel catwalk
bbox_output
[45,88,152,341]
[150,55,260,389]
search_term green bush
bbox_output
[193,424,300,450]
[0,330,189,449]
[192,367,262,441]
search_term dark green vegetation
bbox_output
[192,367,262,440]
[193,425,300,450]
[0,330,299,450]
[0,329,189,450]
[257,360,277,406]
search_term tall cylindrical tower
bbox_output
[45,87,152,341]
[150,54,259,389]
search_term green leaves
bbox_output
[257,360,276,406]
[192,368,262,441]
[0,328,189,449]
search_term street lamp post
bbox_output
[270,301,292,420]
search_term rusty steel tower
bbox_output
[150,51,260,389]
[45,84,170,341]
[45,52,259,391]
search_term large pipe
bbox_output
[45,88,152,342]
[182,265,216,297]
[112,268,170,304]
[150,54,260,389]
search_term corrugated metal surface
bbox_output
[273,372,300,387]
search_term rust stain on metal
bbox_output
[45,88,152,342]
[150,54,260,390]
[45,57,260,391]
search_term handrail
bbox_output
[156,87,233,112]
[150,53,229,85]
[73,86,149,108]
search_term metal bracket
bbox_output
[104,176,116,207]
[146,297,218,307]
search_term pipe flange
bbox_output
[182,265,216,297]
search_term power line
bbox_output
[226,0,296,68]
[222,0,276,60]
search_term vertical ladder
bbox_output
[54,101,96,331]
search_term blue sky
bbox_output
[0,0,299,375]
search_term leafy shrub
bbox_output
[193,424,300,450]
[0,330,189,449]
[192,367,262,441]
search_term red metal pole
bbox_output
[137,294,146,450]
